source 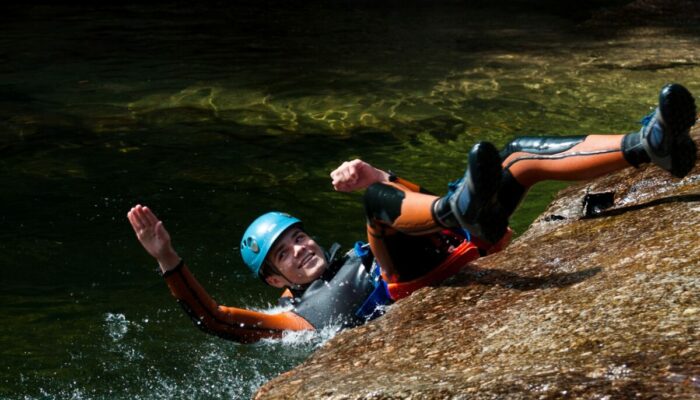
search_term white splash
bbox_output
[104,313,129,342]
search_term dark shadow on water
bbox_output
[444,266,602,290]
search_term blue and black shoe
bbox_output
[434,141,503,240]
[638,83,697,178]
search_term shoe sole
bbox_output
[477,202,509,244]
[659,84,698,178]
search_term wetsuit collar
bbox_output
[325,242,342,265]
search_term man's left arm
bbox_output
[330,159,431,194]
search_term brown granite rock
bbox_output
[256,127,700,399]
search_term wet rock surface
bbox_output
[256,127,700,399]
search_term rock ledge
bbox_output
[256,128,700,399]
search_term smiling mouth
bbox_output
[299,254,313,269]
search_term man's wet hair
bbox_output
[258,261,277,284]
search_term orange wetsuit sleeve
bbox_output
[162,262,314,343]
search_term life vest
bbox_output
[282,235,485,330]
[289,246,381,329]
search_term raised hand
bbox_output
[330,159,390,192]
[127,205,181,272]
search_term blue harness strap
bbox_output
[355,269,391,321]
[353,241,372,263]
[353,241,393,320]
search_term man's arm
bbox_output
[162,261,312,343]
[127,204,181,273]
[127,205,313,343]
[330,159,428,194]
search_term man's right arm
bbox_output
[162,261,313,343]
[127,205,313,343]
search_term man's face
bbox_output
[266,227,327,287]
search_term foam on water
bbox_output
[18,310,335,399]
[104,313,131,341]
[264,324,343,347]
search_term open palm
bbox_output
[127,205,178,267]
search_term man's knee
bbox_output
[500,136,586,160]
[363,183,405,224]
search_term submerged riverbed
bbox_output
[1,1,699,398]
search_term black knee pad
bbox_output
[364,183,405,224]
[500,136,586,160]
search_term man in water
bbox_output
[128,83,697,343]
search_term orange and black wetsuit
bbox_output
[365,134,637,281]
[163,236,477,343]
[164,240,414,342]
[163,133,640,343]
[163,262,313,343]
[497,135,630,216]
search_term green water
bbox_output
[1,2,699,399]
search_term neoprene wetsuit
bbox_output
[161,133,649,343]
[163,244,394,343]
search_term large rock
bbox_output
[256,127,700,399]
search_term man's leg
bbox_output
[434,83,697,244]
[367,134,658,282]
[363,181,450,283]
[366,83,697,279]
[499,134,627,208]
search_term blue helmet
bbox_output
[240,212,302,276]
